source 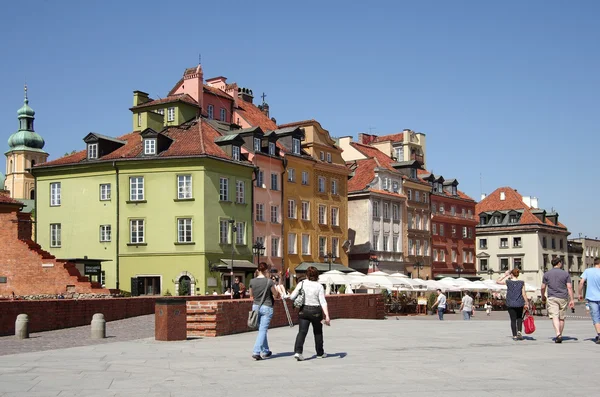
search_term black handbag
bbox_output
[293,281,306,309]
[248,279,270,329]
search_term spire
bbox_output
[7,87,46,153]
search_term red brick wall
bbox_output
[0,295,228,336]
[187,293,385,337]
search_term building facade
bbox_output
[476,187,570,290]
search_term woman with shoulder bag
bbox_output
[497,269,530,341]
[249,262,280,360]
[288,266,331,361]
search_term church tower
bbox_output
[4,86,48,200]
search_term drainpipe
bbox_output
[281,156,288,287]
[33,174,38,243]
[113,161,120,291]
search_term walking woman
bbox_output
[497,269,530,341]
[289,266,331,361]
[249,262,280,360]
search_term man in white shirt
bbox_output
[460,291,474,320]
[431,289,447,320]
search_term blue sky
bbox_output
[1,0,598,237]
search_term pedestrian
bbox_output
[485,300,492,316]
[232,276,246,299]
[431,289,447,320]
[460,291,474,320]
[249,262,280,360]
[288,266,331,361]
[577,257,600,344]
[541,257,575,343]
[497,269,530,341]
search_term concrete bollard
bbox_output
[91,313,106,339]
[15,314,29,339]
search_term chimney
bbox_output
[358,133,377,145]
[238,87,254,103]
[261,102,270,118]
[271,117,277,124]
[133,91,150,106]
[480,193,487,201]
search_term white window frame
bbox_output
[177,175,192,199]
[144,138,156,155]
[254,137,261,152]
[100,183,111,201]
[87,143,98,159]
[129,177,144,201]
[302,171,309,185]
[271,173,279,191]
[100,225,112,242]
[302,234,311,255]
[219,220,229,244]
[288,168,296,182]
[235,180,245,204]
[50,223,61,247]
[301,201,310,221]
[318,205,327,225]
[383,235,389,252]
[332,237,339,257]
[232,146,240,161]
[383,203,389,219]
[373,201,380,218]
[392,204,399,221]
[318,176,326,193]
[220,108,226,121]
[292,138,300,154]
[236,222,245,245]
[288,199,297,219]
[177,218,193,243]
[326,153,332,163]
[50,182,61,206]
[424,240,429,256]
[269,142,276,155]
[331,179,338,195]
[130,219,145,244]
[373,234,379,251]
[270,205,279,223]
[167,107,175,122]
[271,237,280,257]
[207,105,214,120]
[288,233,297,254]
[319,236,327,257]
[257,170,264,188]
[320,151,325,161]
[331,207,339,226]
[219,177,229,201]
[256,203,264,222]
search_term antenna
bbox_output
[198,53,201,64]
[368,126,376,134]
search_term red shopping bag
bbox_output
[523,309,536,334]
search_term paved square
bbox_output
[0,313,598,396]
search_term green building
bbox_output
[32,95,256,296]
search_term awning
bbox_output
[294,262,356,273]
[434,274,482,281]
[218,259,257,271]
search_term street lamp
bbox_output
[487,268,494,280]
[252,240,265,266]
[229,219,237,300]
[414,261,424,279]
[323,252,337,272]
[455,265,463,278]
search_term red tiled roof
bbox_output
[130,94,198,110]
[348,158,376,192]
[236,100,277,131]
[0,193,23,205]
[278,119,317,128]
[349,142,397,172]
[373,133,404,143]
[203,85,234,100]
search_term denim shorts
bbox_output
[588,301,600,325]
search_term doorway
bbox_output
[179,275,191,296]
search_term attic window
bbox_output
[410,169,417,179]
[232,145,241,161]
[144,138,157,155]
[292,138,300,155]
[88,143,98,159]
[326,153,332,163]
[451,186,457,196]
[167,107,175,122]
[320,151,325,161]
[269,142,275,155]
[207,105,214,120]
[254,138,261,152]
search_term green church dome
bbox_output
[6,86,47,153]
[17,99,35,117]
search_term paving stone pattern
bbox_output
[0,311,598,397]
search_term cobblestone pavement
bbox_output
[1,312,599,396]
[0,315,155,356]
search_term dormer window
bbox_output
[88,143,98,159]
[144,138,157,155]
[254,138,261,152]
[451,186,457,196]
[220,108,226,122]
[320,151,325,161]
[410,168,417,179]
[167,107,175,122]
[269,142,275,155]
[292,138,300,155]
[480,215,487,225]
[232,145,241,161]
[326,153,332,163]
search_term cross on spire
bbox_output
[261,92,267,104]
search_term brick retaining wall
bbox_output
[187,293,385,337]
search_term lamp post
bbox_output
[414,261,424,279]
[229,219,237,300]
[456,266,463,278]
[252,240,265,266]
[487,268,494,280]
[323,252,336,272]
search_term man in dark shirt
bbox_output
[541,257,575,343]
[232,277,246,299]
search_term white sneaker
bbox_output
[294,353,304,361]
[317,353,328,359]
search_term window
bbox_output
[219,220,229,244]
[100,225,111,242]
[415,191,420,202]
[433,249,439,261]
[332,237,339,257]
[407,190,412,200]
[500,258,509,271]
[288,199,297,219]
[392,204,400,221]
[318,236,327,257]
[288,168,296,182]
[271,173,278,190]
[542,236,547,249]
[319,151,325,161]
[424,240,429,256]
[493,215,501,224]
[461,208,466,218]
[256,203,264,222]
[480,239,487,249]
[288,233,297,254]
[383,203,390,219]
[373,234,379,251]
[232,146,240,161]
[302,234,310,255]
[383,236,389,252]
[462,251,467,263]
[254,137,261,152]
[318,176,326,193]
[432,223,437,235]
[467,209,472,219]
[451,225,456,237]
[408,239,413,255]
[156,108,164,115]
[392,236,399,252]
[50,182,61,206]
[301,201,310,221]
[50,224,61,247]
[480,259,488,271]
[410,168,417,179]
[256,170,264,188]
[177,218,192,243]
[130,219,145,244]
[509,214,518,224]
[144,138,156,155]
[207,105,214,120]
[268,142,276,155]
[220,108,226,121]
[513,237,522,248]
[440,224,444,236]
[452,249,457,262]
[271,237,279,257]
[331,207,339,226]
[392,182,399,193]
[177,175,192,199]
[424,193,428,203]
[551,238,556,249]
[137,113,142,127]
[513,258,522,270]
[331,179,338,195]
[440,250,445,261]
[302,171,309,185]
[451,206,456,216]
[432,203,437,214]
[373,201,380,218]
[416,240,421,255]
[424,219,429,231]
[559,239,564,250]
[236,222,245,244]
[100,183,111,201]
[416,214,421,230]
[462,227,467,238]
[292,138,301,154]
[219,177,229,201]
[129,177,144,201]
[318,205,327,225]
[235,180,245,204]
[270,205,279,223]
[88,143,98,159]
[500,238,508,248]
[167,107,175,122]
[439,204,445,214]
[468,228,473,239]
[326,153,332,163]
